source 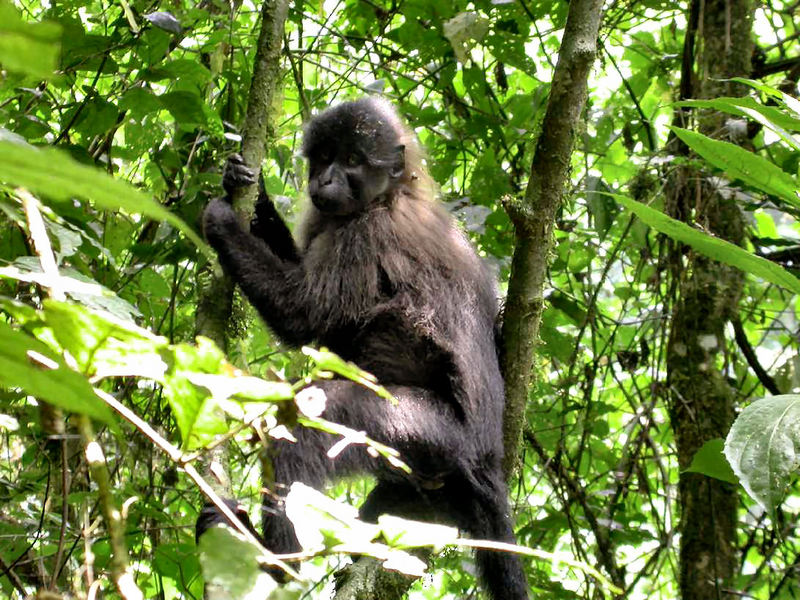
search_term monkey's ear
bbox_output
[390,144,405,179]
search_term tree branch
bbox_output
[500,0,604,477]
[732,317,780,395]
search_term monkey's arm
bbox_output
[250,178,299,263]
[223,153,299,264]
[203,198,314,346]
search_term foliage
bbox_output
[725,395,800,513]
[1,0,800,598]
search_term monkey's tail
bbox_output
[472,510,530,599]
[461,474,530,600]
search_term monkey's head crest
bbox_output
[302,97,404,161]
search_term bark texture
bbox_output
[666,1,753,598]
[500,0,604,477]
[332,557,419,600]
[194,0,289,350]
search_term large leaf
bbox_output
[684,438,738,484]
[43,300,168,379]
[724,395,800,512]
[677,97,800,150]
[197,527,279,600]
[163,338,230,449]
[0,2,60,79]
[0,320,114,424]
[670,127,800,208]
[0,260,141,322]
[612,194,800,294]
[732,78,800,119]
[0,140,210,254]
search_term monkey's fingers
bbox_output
[223,153,257,194]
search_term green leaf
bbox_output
[684,438,738,483]
[43,300,168,379]
[670,127,800,208]
[443,12,489,64]
[152,543,201,596]
[0,2,60,79]
[283,483,426,575]
[197,527,279,599]
[677,98,800,150]
[0,260,141,322]
[612,194,800,294]
[724,395,800,512]
[159,91,207,127]
[731,78,800,119]
[163,337,229,449]
[187,373,293,402]
[378,515,459,549]
[0,140,211,255]
[0,320,114,424]
[302,347,393,401]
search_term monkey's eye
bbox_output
[317,147,333,163]
[345,152,361,167]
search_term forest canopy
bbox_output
[1,0,800,599]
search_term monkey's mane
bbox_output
[297,98,487,327]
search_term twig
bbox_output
[525,430,626,592]
[732,317,780,395]
[0,555,26,596]
[49,438,70,589]
[77,415,143,600]
[92,387,299,579]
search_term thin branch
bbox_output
[732,317,780,395]
[92,387,300,579]
[525,430,626,591]
[77,415,143,600]
[21,190,143,600]
[602,42,655,150]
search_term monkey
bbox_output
[197,97,529,599]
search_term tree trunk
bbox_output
[666,1,753,598]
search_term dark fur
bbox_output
[199,98,529,599]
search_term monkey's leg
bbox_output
[263,380,469,552]
[440,470,530,600]
[359,480,441,524]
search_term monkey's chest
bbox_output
[319,308,451,397]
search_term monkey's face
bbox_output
[307,141,404,216]
[303,99,407,216]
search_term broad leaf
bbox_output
[163,338,229,449]
[43,300,168,379]
[612,194,800,294]
[724,395,800,512]
[197,527,279,600]
[0,140,210,254]
[0,320,114,424]
[0,2,60,78]
[670,127,800,208]
[677,98,800,150]
[732,78,800,119]
[684,438,738,484]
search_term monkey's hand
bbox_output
[196,498,260,542]
[202,197,239,245]
[222,153,257,197]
